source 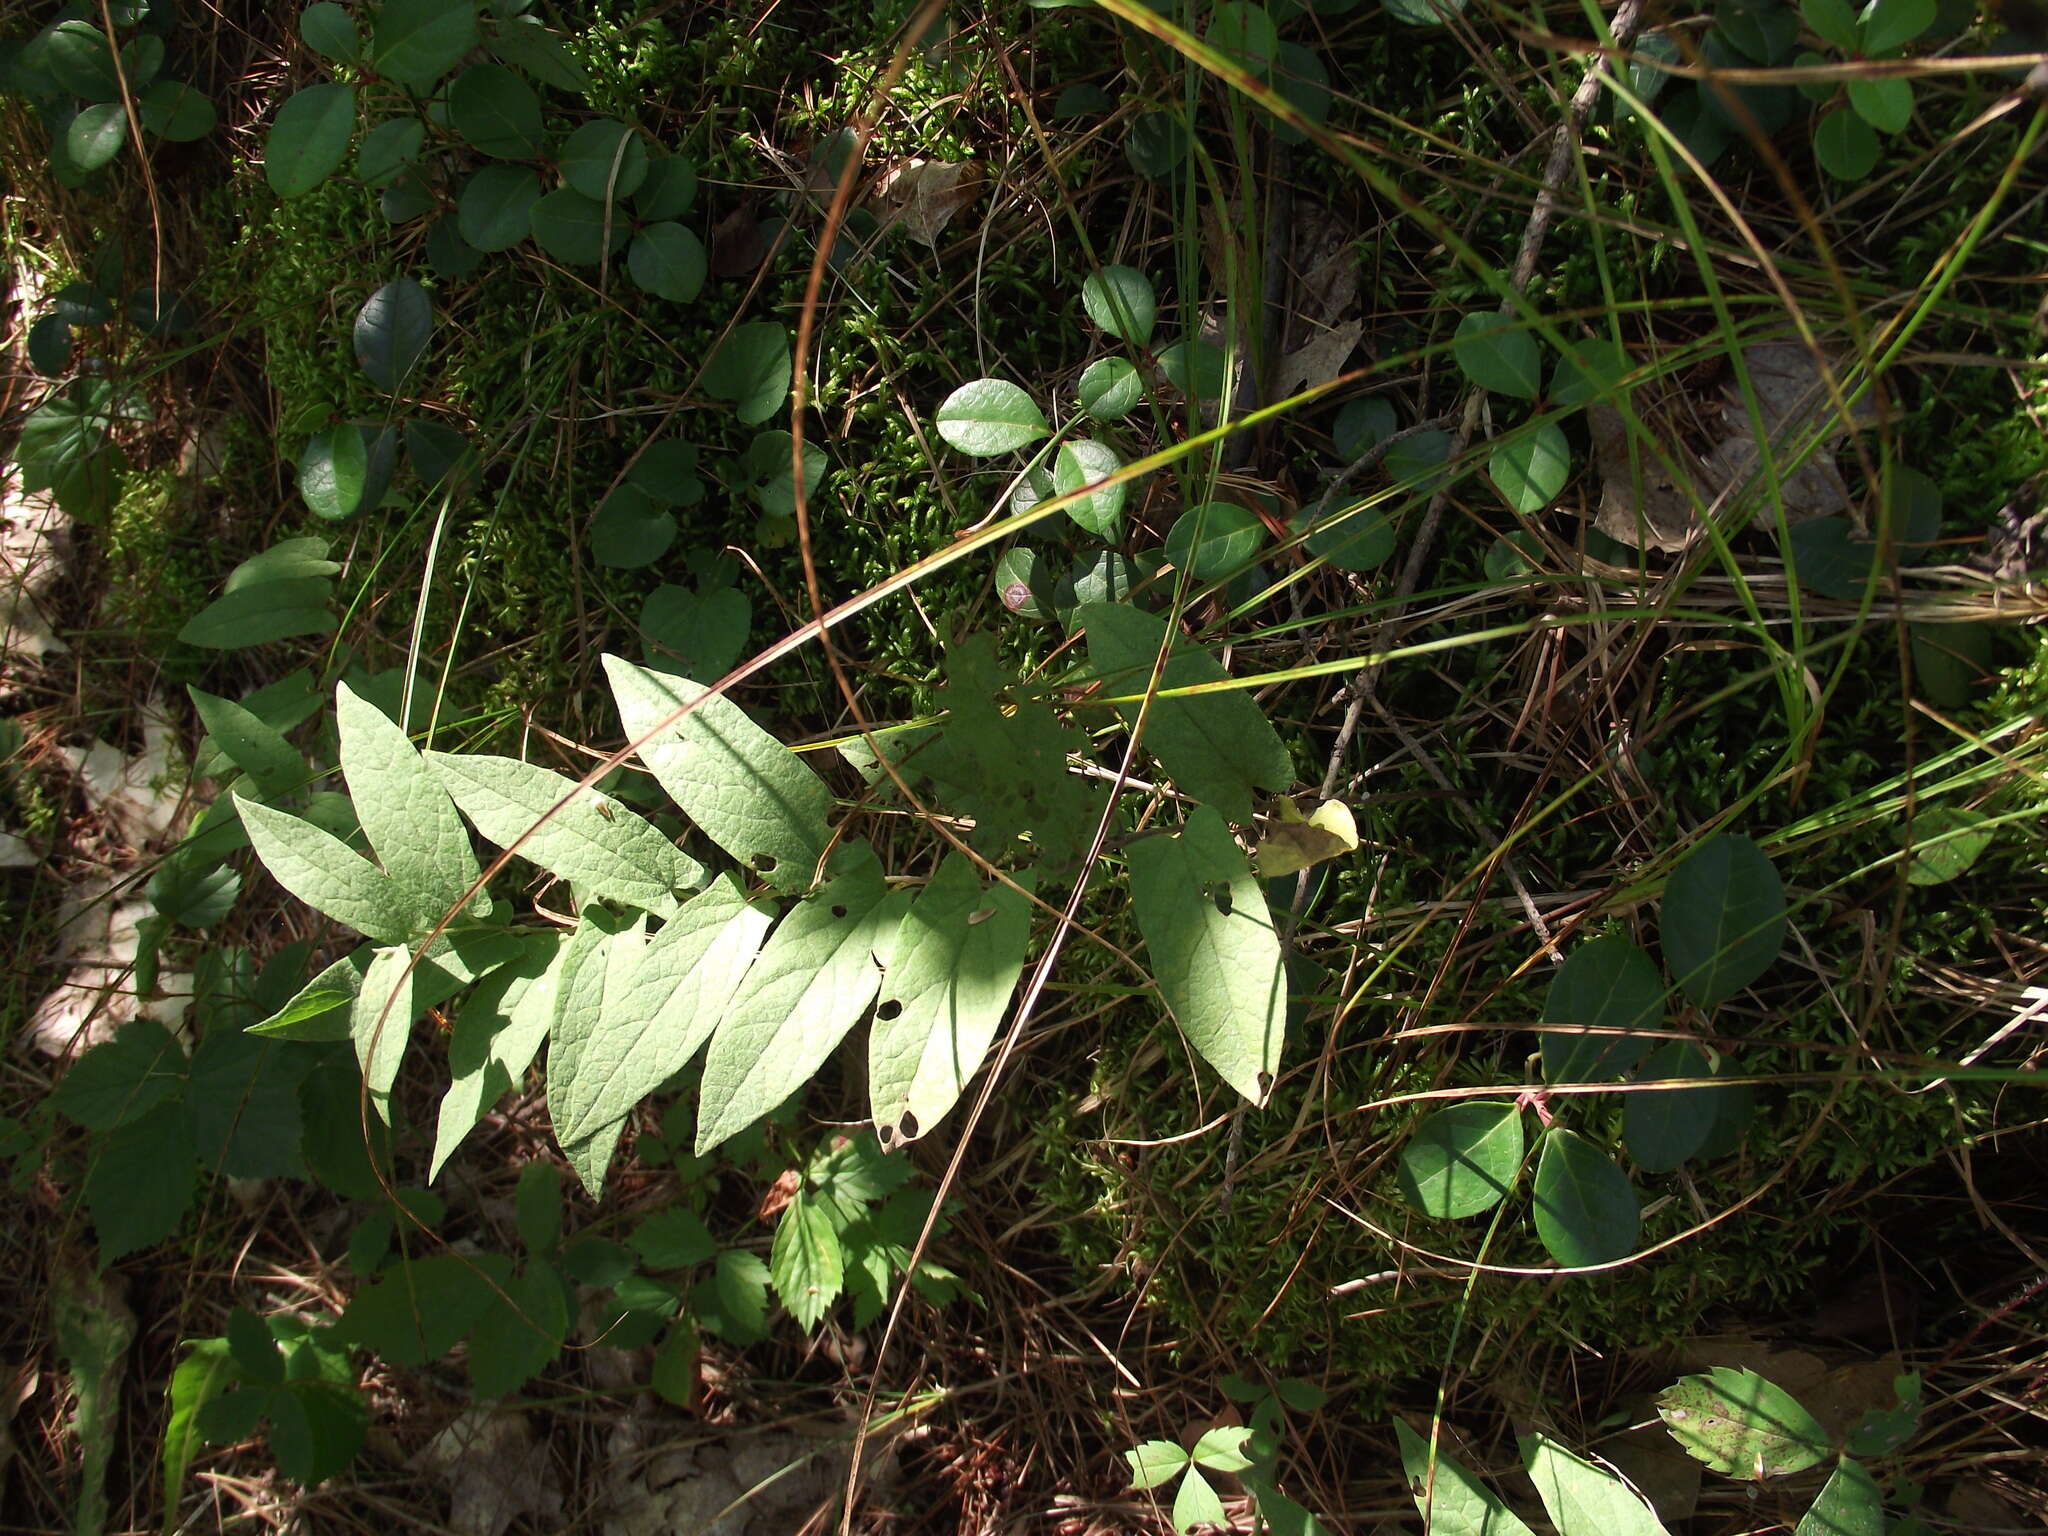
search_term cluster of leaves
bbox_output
[1126,1374,1331,1533]
[1396,833,1784,1268]
[1399,1364,1924,1533]
[2,4,217,185]
[1625,0,1945,182]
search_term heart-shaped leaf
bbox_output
[1489,422,1571,513]
[702,321,791,425]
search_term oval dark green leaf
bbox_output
[627,222,706,302]
[529,187,625,265]
[1543,935,1661,1083]
[448,62,544,158]
[425,217,483,280]
[66,103,127,174]
[1302,499,1394,572]
[1453,311,1542,399]
[372,0,480,94]
[1813,109,1879,181]
[357,117,426,188]
[353,278,433,394]
[701,321,791,426]
[1165,501,1263,580]
[1661,834,1786,1010]
[589,486,677,569]
[140,80,217,142]
[1489,423,1571,514]
[635,154,697,220]
[1082,265,1156,345]
[1332,396,1396,460]
[458,164,541,251]
[44,20,120,100]
[265,84,356,198]
[1623,1041,1718,1172]
[1531,1128,1638,1267]
[1398,1101,1523,1218]
[298,426,368,520]
[1054,439,1125,538]
[560,118,648,201]
[299,2,361,63]
[995,546,1056,619]
[1078,357,1144,421]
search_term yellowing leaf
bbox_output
[1256,797,1358,878]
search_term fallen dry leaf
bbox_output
[1270,200,1364,403]
[872,159,984,248]
[414,1409,562,1536]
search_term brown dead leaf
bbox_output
[413,1409,562,1536]
[1270,201,1363,402]
[1591,401,1701,553]
[872,159,983,248]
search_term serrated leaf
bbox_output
[694,1250,771,1345]
[1399,1101,1523,1218]
[869,854,1033,1148]
[354,944,417,1123]
[429,930,569,1178]
[85,1098,197,1260]
[354,278,432,395]
[545,912,650,1185]
[1082,265,1157,344]
[701,321,791,425]
[337,684,488,928]
[52,1018,186,1132]
[188,1025,310,1180]
[1191,1425,1255,1473]
[1662,834,1786,1010]
[427,750,701,916]
[934,379,1050,456]
[1394,1419,1538,1536]
[1173,1465,1227,1533]
[372,0,479,93]
[695,855,906,1154]
[1658,1367,1832,1480]
[602,655,834,892]
[337,1253,501,1366]
[236,794,414,943]
[1542,935,1661,1083]
[1531,1128,1638,1267]
[265,85,355,198]
[465,1261,568,1398]
[1523,1432,1673,1536]
[769,1190,844,1330]
[630,1207,716,1270]
[1078,601,1294,827]
[552,875,771,1146]
[1126,1439,1190,1491]
[1453,311,1542,399]
[1846,1373,1920,1459]
[1128,807,1287,1104]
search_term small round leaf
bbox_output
[1078,357,1145,420]
[1452,311,1543,399]
[372,0,479,94]
[298,426,367,520]
[1549,336,1631,409]
[995,546,1056,619]
[1542,935,1661,1083]
[139,80,216,142]
[1859,0,1935,53]
[1813,109,1879,180]
[1082,265,1156,345]
[627,440,703,509]
[589,486,676,569]
[1302,500,1394,572]
[1124,112,1191,178]
[1054,438,1125,538]
[1332,396,1396,460]
[635,154,697,219]
[935,379,1050,456]
[358,117,426,188]
[1532,1128,1639,1267]
[44,20,120,100]
[458,165,542,251]
[299,2,361,63]
[701,321,791,425]
[529,187,625,265]
[1157,337,1230,402]
[642,585,750,679]
[448,62,544,158]
[1623,1041,1721,1172]
[627,223,707,302]
[561,118,648,201]
[1398,1101,1523,1218]
[425,217,483,280]
[66,103,127,174]
[1846,76,1914,133]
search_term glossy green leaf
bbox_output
[770,1190,844,1329]
[603,654,836,892]
[561,117,648,200]
[1054,437,1125,538]
[695,855,908,1153]
[430,932,569,1177]
[27,315,71,376]
[1166,501,1264,580]
[353,278,432,394]
[372,0,479,93]
[1543,935,1661,1083]
[1859,0,1935,51]
[1523,1433,1673,1536]
[356,116,425,187]
[1488,423,1571,513]
[66,103,127,173]
[1126,1440,1191,1491]
[627,222,707,302]
[870,853,1033,1148]
[589,485,676,568]
[1086,605,1288,821]
[448,61,543,158]
[1797,1457,1885,1536]
[634,153,697,218]
[1531,1128,1638,1267]
[236,794,413,942]
[1128,807,1287,1103]
[264,84,356,198]
[1623,1041,1725,1172]
[701,320,791,425]
[1453,311,1542,399]
[44,20,120,99]
[119,34,164,89]
[1394,1418,1538,1536]
[426,749,703,915]
[529,186,626,265]
[487,15,590,91]
[457,164,541,250]
[1813,109,1879,180]
[935,378,1050,455]
[296,425,368,520]
[1846,76,1913,133]
[1078,356,1144,420]
[336,683,486,927]
[1383,0,1469,23]
[552,875,770,1146]
[1658,1366,1832,1479]
[299,2,360,62]
[1662,834,1786,1009]
[1399,1101,1523,1218]
[1081,265,1156,344]
[993,546,1056,618]
[1902,806,1993,885]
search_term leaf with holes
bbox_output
[1394,1418,1538,1536]
[1662,834,1785,1010]
[1658,1367,1831,1480]
[354,279,433,395]
[372,0,479,93]
[702,321,791,425]
[695,852,907,1154]
[426,750,702,916]
[769,1189,843,1330]
[236,795,413,943]
[265,85,355,198]
[1081,265,1156,344]
[935,379,1050,456]
[552,875,770,1146]
[1078,601,1293,827]
[1531,1128,1638,1267]
[603,655,835,892]
[1542,936,1661,1084]
[1489,423,1571,513]
[1523,1433,1673,1536]
[869,853,1034,1148]
[336,684,488,927]
[1453,312,1542,399]
[1399,1101,1523,1219]
[1128,808,1287,1104]
[1054,438,1125,538]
